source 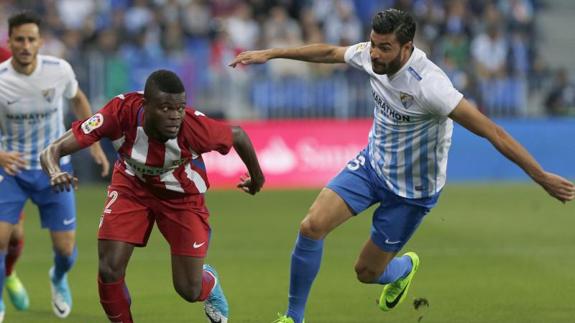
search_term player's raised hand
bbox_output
[229,50,271,68]
[49,171,79,192]
[0,151,27,175]
[89,143,110,177]
[537,171,575,203]
[237,172,265,195]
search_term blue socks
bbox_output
[284,233,411,323]
[377,254,413,284]
[286,233,324,323]
[0,251,5,303]
[53,246,77,281]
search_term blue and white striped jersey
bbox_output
[345,43,463,198]
[0,55,77,169]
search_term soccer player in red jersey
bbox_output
[40,69,265,323]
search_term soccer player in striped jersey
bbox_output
[0,44,29,313]
[0,11,110,322]
[40,69,265,323]
[230,8,575,323]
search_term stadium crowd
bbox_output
[0,0,573,118]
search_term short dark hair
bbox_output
[144,70,185,100]
[8,11,42,36]
[371,9,416,45]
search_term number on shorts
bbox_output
[346,155,366,171]
[104,190,118,214]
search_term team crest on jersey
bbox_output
[81,113,104,134]
[356,42,368,52]
[400,92,414,109]
[42,88,56,103]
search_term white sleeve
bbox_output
[61,60,79,99]
[420,69,463,116]
[344,42,371,72]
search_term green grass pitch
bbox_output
[8,183,575,322]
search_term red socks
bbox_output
[98,269,215,322]
[98,276,133,323]
[6,238,23,276]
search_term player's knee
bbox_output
[354,264,380,284]
[53,240,76,257]
[174,282,202,303]
[10,226,23,243]
[299,216,327,240]
[8,234,21,246]
[98,262,125,283]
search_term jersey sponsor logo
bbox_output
[42,87,56,103]
[81,113,104,134]
[123,156,190,176]
[5,107,58,120]
[193,241,206,249]
[172,158,187,166]
[399,92,414,109]
[372,90,411,122]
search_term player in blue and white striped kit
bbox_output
[231,8,575,323]
[0,12,109,322]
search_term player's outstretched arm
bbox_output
[70,88,111,177]
[449,98,575,203]
[231,126,265,195]
[40,130,83,192]
[229,44,348,67]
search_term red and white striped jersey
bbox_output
[71,92,233,196]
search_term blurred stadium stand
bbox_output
[1,0,574,182]
[2,0,574,119]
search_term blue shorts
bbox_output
[0,163,76,231]
[327,150,440,252]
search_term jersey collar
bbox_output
[9,54,43,77]
[388,47,422,81]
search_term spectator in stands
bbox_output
[0,0,548,118]
[56,0,95,30]
[180,0,211,39]
[226,2,260,51]
[124,0,153,36]
[545,68,575,116]
[323,0,362,46]
[471,23,508,80]
[264,6,310,79]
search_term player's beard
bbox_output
[373,49,403,76]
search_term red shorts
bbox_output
[98,179,211,257]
